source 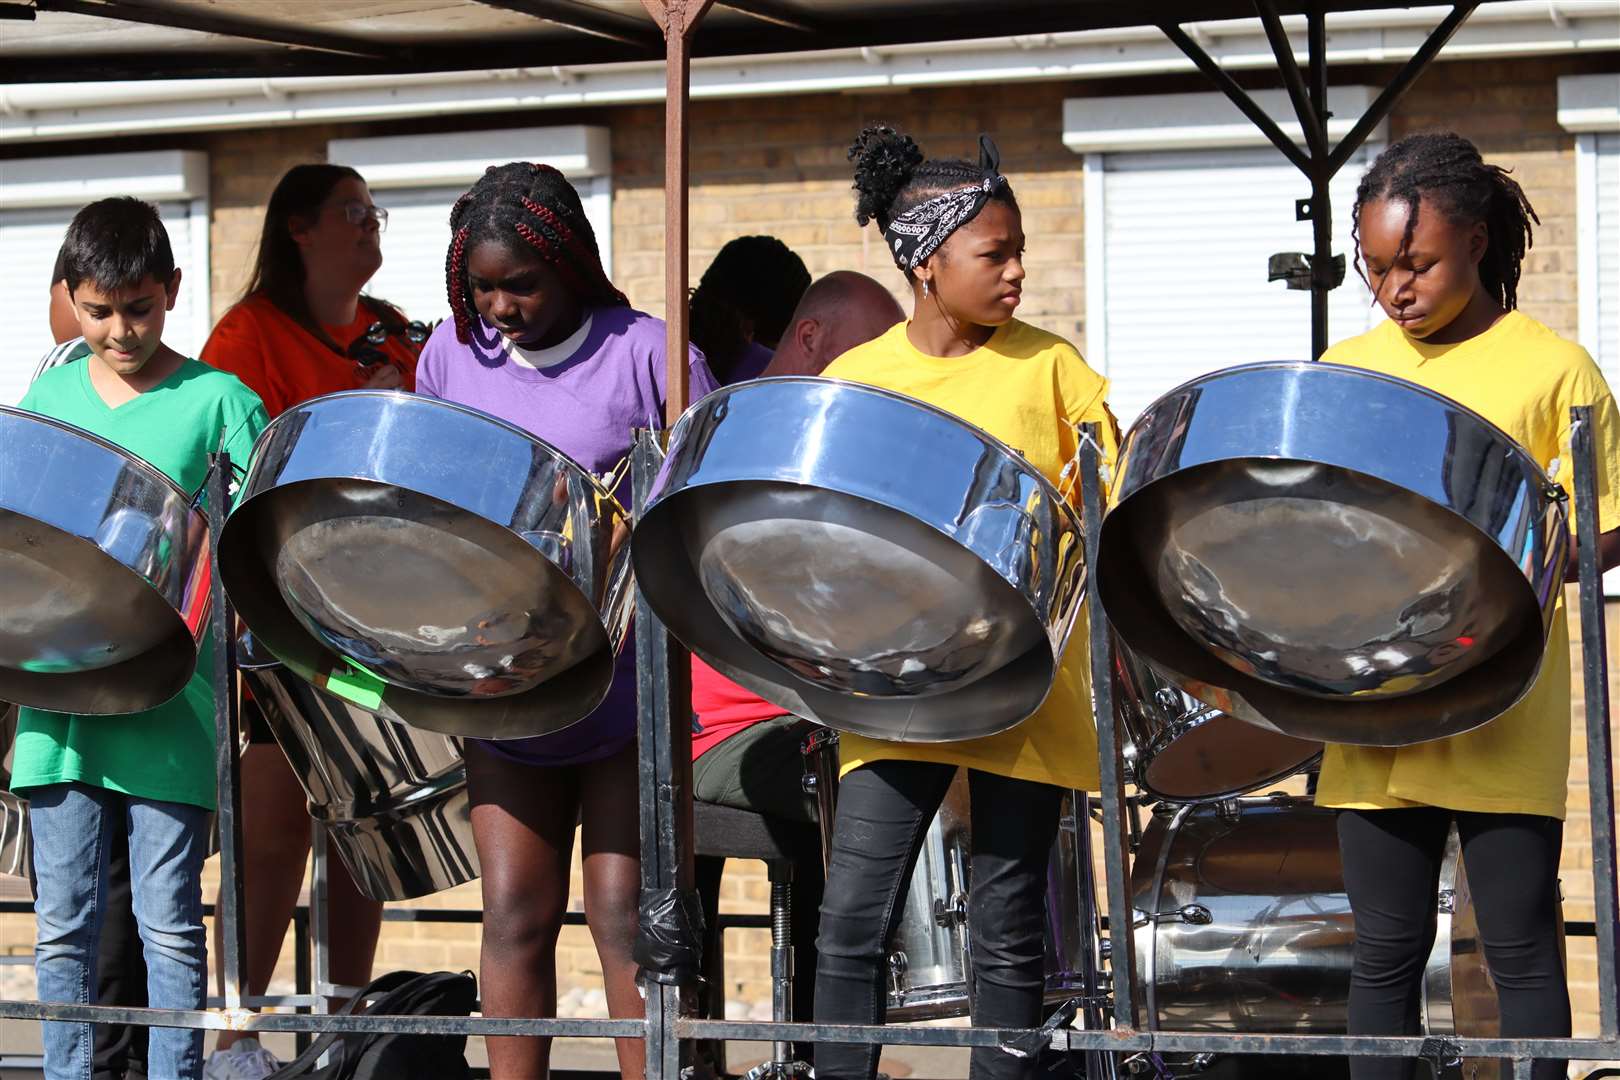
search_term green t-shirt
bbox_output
[12,357,268,809]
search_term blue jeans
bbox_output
[29,783,209,1080]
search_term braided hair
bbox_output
[445,162,626,344]
[848,124,1018,282]
[689,235,811,381]
[1351,131,1539,311]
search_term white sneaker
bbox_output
[202,1037,283,1080]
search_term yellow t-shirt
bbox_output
[819,318,1120,791]
[1314,311,1620,820]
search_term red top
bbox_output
[201,293,418,419]
[691,655,788,760]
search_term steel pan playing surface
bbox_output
[1098,362,1567,746]
[634,378,1086,743]
[219,391,633,741]
[0,405,210,714]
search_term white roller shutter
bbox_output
[364,176,613,328]
[1575,131,1620,595]
[1086,143,1381,427]
[0,200,205,407]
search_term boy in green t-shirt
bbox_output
[12,197,267,1080]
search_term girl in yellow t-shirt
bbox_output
[810,125,1118,1080]
[1319,131,1620,1080]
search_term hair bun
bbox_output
[848,125,923,228]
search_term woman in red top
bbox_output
[200,163,420,1078]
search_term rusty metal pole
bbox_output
[644,0,714,426]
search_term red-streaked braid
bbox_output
[513,220,593,298]
[447,223,474,343]
[521,196,617,293]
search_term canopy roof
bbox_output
[3,0,1439,83]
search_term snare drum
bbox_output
[801,730,1087,1021]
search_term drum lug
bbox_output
[1215,799,1242,825]
[1436,888,1457,915]
[933,890,969,929]
[887,949,908,995]
[1133,903,1212,928]
[800,773,817,795]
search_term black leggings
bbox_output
[1336,808,1569,1080]
[812,759,1065,1080]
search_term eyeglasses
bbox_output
[346,319,430,376]
[333,200,389,232]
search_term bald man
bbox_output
[760,270,904,379]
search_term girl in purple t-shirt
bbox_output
[415,162,717,1080]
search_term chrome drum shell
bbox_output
[0,406,211,714]
[1131,796,1498,1041]
[239,634,479,902]
[1098,362,1568,746]
[1114,637,1320,803]
[0,704,30,883]
[219,391,634,741]
[635,378,1086,743]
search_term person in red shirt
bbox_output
[690,271,902,1039]
[199,163,421,1080]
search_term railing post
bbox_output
[206,447,247,1012]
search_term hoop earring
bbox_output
[921,279,930,299]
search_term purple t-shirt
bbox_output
[726,340,774,384]
[416,306,719,766]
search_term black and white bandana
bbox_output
[881,134,1007,272]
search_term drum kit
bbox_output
[0,356,1571,1075]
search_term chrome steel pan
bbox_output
[1097,362,1568,746]
[1131,795,1498,1043]
[0,405,211,714]
[219,391,633,741]
[1114,636,1319,802]
[635,378,1086,743]
[238,634,478,901]
[0,704,30,883]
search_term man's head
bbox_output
[762,271,904,378]
[60,197,182,376]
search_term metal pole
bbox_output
[1079,424,1138,1031]
[310,822,332,1020]
[206,447,247,1012]
[1306,7,1333,360]
[1571,404,1619,1037]
[1327,4,1478,173]
[633,428,696,1079]
[642,0,715,426]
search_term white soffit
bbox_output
[0,149,208,209]
[1558,73,1620,133]
[328,125,611,187]
[1062,86,1384,153]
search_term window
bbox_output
[0,150,209,405]
[328,126,613,328]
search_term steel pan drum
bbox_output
[1,704,30,883]
[238,634,478,901]
[1098,363,1568,746]
[0,405,212,714]
[1133,796,1499,1045]
[635,378,1086,742]
[219,391,634,740]
[1115,637,1320,802]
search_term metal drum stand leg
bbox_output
[743,859,811,1079]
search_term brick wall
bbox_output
[3,51,1615,1043]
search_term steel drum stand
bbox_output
[205,446,250,1016]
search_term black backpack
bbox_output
[270,969,477,1080]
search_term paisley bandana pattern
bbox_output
[881,134,1007,272]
